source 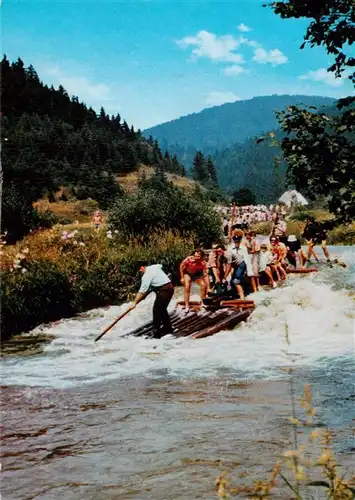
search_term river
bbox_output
[2,246,354,499]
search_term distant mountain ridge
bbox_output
[143,94,336,203]
[143,94,335,151]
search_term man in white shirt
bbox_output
[130,261,174,338]
[224,233,248,300]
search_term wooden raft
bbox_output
[123,305,253,340]
[286,268,317,274]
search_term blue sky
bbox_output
[3,1,353,129]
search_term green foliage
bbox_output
[205,186,229,204]
[232,187,256,205]
[269,0,354,83]
[1,261,75,339]
[191,151,219,188]
[1,184,58,242]
[276,105,355,222]
[32,209,59,229]
[74,199,99,216]
[108,178,222,246]
[215,134,287,203]
[1,231,195,339]
[206,156,218,185]
[145,96,333,204]
[1,56,184,241]
[266,0,355,223]
[191,151,208,184]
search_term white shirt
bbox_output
[259,250,273,272]
[139,264,171,294]
[225,244,248,266]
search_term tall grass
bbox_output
[1,225,195,339]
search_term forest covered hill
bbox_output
[144,94,334,151]
[1,56,186,241]
[144,94,335,203]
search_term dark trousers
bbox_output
[152,283,174,338]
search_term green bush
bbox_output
[327,225,355,245]
[74,199,99,216]
[33,209,58,229]
[1,231,195,338]
[1,184,58,243]
[108,178,222,246]
[1,261,74,340]
[289,212,313,222]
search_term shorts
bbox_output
[307,238,327,247]
[231,261,246,285]
[184,271,204,281]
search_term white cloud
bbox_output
[239,36,260,48]
[223,64,246,76]
[299,68,346,88]
[205,91,240,107]
[238,23,252,33]
[44,64,112,103]
[177,30,244,64]
[252,47,288,66]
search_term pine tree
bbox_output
[171,154,182,175]
[162,151,172,172]
[154,140,163,161]
[191,151,208,184]
[1,56,178,240]
[206,156,218,186]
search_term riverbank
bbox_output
[251,209,355,245]
[0,226,194,340]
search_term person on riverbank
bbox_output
[130,261,174,338]
[180,249,209,313]
[224,230,248,300]
[92,210,104,231]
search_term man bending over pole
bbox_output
[131,260,174,338]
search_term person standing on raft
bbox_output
[180,249,209,313]
[130,261,174,338]
[225,230,248,300]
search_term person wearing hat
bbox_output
[207,243,227,294]
[286,235,306,268]
[224,229,248,300]
[130,260,174,338]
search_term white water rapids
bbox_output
[3,246,354,389]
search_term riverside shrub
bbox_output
[108,179,222,246]
[1,261,74,339]
[1,227,195,338]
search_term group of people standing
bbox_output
[111,204,334,338]
[177,210,333,313]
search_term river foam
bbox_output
[2,246,354,388]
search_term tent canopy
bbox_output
[278,190,308,207]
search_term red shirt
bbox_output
[181,256,207,275]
